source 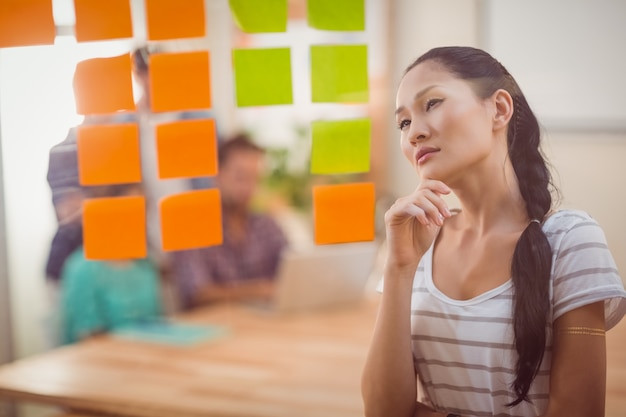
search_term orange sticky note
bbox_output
[83,196,147,260]
[74,0,133,42]
[77,123,142,186]
[0,0,55,48]
[145,0,206,41]
[313,182,375,245]
[150,51,211,113]
[160,189,223,251]
[73,54,136,115]
[156,119,218,179]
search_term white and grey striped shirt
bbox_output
[384,209,626,417]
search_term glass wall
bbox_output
[0,0,391,359]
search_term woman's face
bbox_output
[395,61,499,185]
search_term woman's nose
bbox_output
[408,121,429,145]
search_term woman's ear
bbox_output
[491,89,514,131]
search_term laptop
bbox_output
[251,241,379,314]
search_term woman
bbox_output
[60,184,162,344]
[361,46,626,417]
[61,247,162,344]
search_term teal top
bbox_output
[60,248,162,344]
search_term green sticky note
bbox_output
[233,48,293,107]
[311,45,368,103]
[228,0,287,33]
[307,0,365,31]
[310,118,371,174]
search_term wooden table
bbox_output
[0,298,380,417]
[1,296,624,417]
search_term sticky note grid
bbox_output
[0,0,372,256]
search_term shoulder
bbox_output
[543,209,596,230]
[546,210,626,327]
[61,249,103,293]
[63,248,112,277]
[542,209,604,249]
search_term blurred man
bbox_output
[172,134,288,309]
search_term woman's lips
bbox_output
[416,147,439,164]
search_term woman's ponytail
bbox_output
[506,91,553,406]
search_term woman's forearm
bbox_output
[362,264,420,417]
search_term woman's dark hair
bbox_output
[406,46,554,406]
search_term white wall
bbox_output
[0,88,14,367]
[485,0,626,130]
[545,132,626,277]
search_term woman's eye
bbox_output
[397,119,410,130]
[425,98,442,111]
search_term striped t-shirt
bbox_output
[398,209,625,417]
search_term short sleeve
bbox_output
[549,211,626,330]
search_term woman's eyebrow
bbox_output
[395,85,441,115]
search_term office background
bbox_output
[0,0,624,384]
